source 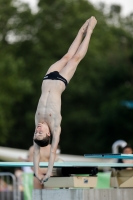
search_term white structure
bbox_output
[112,140,127,154]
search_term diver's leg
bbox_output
[60,17,97,82]
[46,20,90,74]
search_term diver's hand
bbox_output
[34,173,46,183]
[40,174,50,184]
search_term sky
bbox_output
[90,0,133,16]
[20,0,133,16]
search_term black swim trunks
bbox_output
[43,71,67,87]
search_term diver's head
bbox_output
[33,123,51,147]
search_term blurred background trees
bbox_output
[0,0,133,154]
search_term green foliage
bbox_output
[0,0,133,154]
[0,54,33,144]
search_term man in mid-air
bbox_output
[33,16,97,183]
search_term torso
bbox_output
[35,78,66,133]
[29,145,50,174]
[29,145,61,175]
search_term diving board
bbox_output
[0,161,133,167]
[84,153,133,159]
[1,162,133,188]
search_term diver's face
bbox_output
[34,123,50,140]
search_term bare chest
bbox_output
[40,148,50,162]
[35,106,62,132]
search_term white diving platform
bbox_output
[1,161,133,189]
[84,153,133,159]
[0,161,133,167]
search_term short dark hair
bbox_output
[34,134,52,147]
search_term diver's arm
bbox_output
[33,142,40,178]
[41,129,60,182]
